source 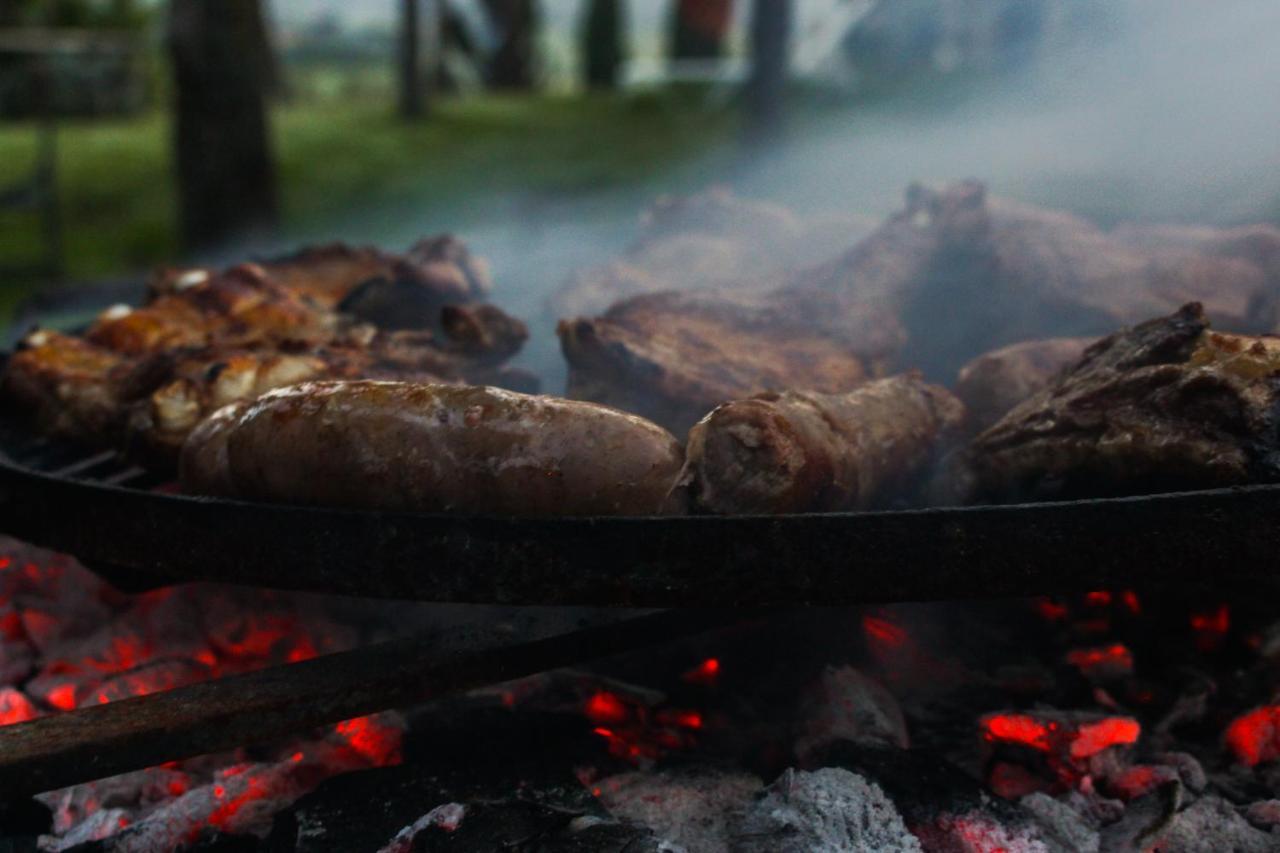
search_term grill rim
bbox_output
[0,398,1273,606]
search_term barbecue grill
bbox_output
[3,346,1274,797]
[0,379,1272,610]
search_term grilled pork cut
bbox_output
[180,381,686,517]
[680,375,964,515]
[954,338,1091,434]
[964,303,1280,503]
[791,181,1277,377]
[552,187,875,317]
[558,289,904,436]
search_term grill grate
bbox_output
[0,412,170,492]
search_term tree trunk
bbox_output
[482,0,538,90]
[581,0,624,90]
[670,0,733,62]
[167,0,278,252]
[399,0,424,117]
[746,0,792,143]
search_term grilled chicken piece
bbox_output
[1,330,135,441]
[89,264,335,356]
[151,236,491,316]
[181,381,686,517]
[680,375,964,515]
[559,289,902,436]
[123,308,532,468]
[793,181,1275,376]
[963,303,1280,503]
[954,338,1091,434]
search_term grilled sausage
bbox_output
[682,375,964,515]
[180,380,686,516]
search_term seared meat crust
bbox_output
[954,338,1091,434]
[182,381,686,517]
[2,236,528,471]
[965,303,1280,502]
[681,375,964,514]
[559,289,901,436]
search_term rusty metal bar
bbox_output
[0,609,744,797]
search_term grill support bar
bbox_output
[0,609,743,798]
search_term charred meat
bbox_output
[552,188,874,317]
[181,381,686,517]
[954,338,1091,434]
[680,375,964,515]
[964,303,1280,502]
[559,289,901,436]
[794,181,1276,376]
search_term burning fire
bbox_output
[0,539,403,847]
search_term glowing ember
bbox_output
[0,686,38,725]
[1225,706,1280,766]
[1065,643,1134,680]
[862,615,907,647]
[0,538,398,849]
[1084,590,1112,607]
[981,711,1141,790]
[585,691,631,725]
[1069,717,1140,759]
[1033,597,1069,621]
[1190,604,1230,652]
[682,657,720,685]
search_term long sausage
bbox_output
[682,376,964,514]
[180,381,686,516]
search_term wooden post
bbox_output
[746,0,792,143]
[482,0,538,90]
[670,0,733,63]
[167,0,279,251]
[398,0,424,118]
[582,0,625,90]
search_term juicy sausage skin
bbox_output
[683,375,964,515]
[180,380,686,516]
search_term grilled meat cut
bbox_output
[559,288,902,436]
[680,375,964,515]
[553,188,875,317]
[89,264,336,355]
[963,303,1280,503]
[181,381,687,517]
[2,236,530,471]
[0,331,135,441]
[954,338,1091,434]
[794,181,1276,376]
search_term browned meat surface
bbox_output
[552,188,875,317]
[3,236,530,472]
[181,381,686,517]
[954,338,1091,434]
[962,303,1280,503]
[120,308,531,467]
[1111,222,1280,280]
[559,289,902,435]
[87,264,336,356]
[0,331,135,441]
[680,375,964,515]
[150,235,490,320]
[790,181,1275,376]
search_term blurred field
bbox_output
[0,90,738,318]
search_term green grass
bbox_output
[0,89,738,318]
